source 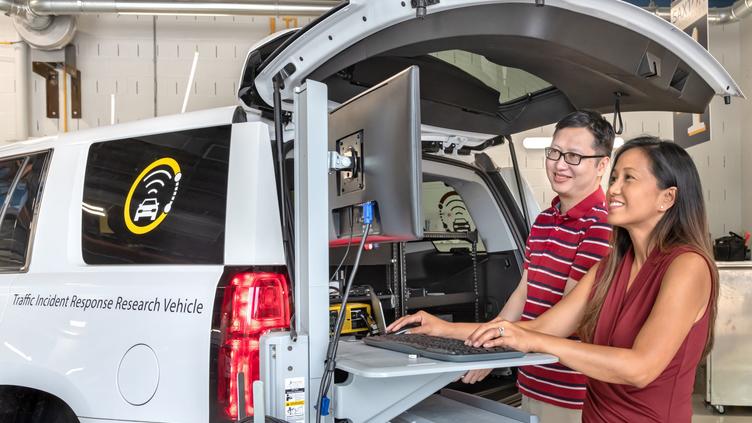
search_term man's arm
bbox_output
[495,270,528,322]
[495,268,579,324]
[515,264,597,336]
[515,218,612,334]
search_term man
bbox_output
[387,110,615,422]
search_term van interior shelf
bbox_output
[422,230,479,243]
[406,292,477,310]
[402,230,482,321]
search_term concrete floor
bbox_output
[692,395,752,422]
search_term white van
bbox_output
[0,1,741,423]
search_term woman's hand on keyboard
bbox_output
[386,310,450,337]
[461,368,493,384]
[466,321,537,353]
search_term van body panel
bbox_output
[0,107,247,159]
[29,145,88,270]
[0,107,282,422]
[2,266,222,422]
[225,122,285,266]
[0,275,14,324]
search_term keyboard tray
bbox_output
[363,334,524,362]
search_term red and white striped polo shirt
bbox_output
[517,188,611,410]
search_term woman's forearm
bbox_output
[533,333,648,387]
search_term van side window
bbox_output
[0,151,51,271]
[81,126,231,264]
[422,181,486,253]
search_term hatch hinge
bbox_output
[411,0,440,19]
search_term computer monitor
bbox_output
[328,66,423,245]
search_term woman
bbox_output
[466,137,718,422]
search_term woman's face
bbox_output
[606,148,673,229]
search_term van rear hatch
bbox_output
[240,0,742,136]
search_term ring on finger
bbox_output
[498,326,505,338]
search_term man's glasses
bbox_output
[544,147,606,166]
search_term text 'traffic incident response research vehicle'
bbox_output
[0,1,742,423]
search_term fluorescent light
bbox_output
[522,137,625,150]
[522,137,553,150]
[82,202,106,217]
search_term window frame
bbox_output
[0,149,54,274]
[80,126,231,265]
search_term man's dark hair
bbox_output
[554,110,615,157]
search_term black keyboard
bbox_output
[363,333,524,362]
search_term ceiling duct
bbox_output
[24,0,340,17]
[1,0,340,49]
[3,0,751,50]
[649,0,752,24]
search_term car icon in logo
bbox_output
[452,217,471,233]
[134,198,160,222]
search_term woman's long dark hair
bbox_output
[578,137,719,358]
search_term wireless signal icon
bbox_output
[438,191,472,232]
[124,157,182,235]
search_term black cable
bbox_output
[316,221,371,423]
[272,74,297,341]
[329,207,355,282]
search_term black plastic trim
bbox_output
[241,1,350,110]
[232,106,247,123]
[0,149,53,274]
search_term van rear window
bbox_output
[81,126,230,264]
[0,151,51,271]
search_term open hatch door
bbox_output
[241,0,743,136]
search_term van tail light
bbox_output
[217,271,290,419]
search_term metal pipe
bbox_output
[25,0,340,17]
[3,0,748,22]
[727,0,752,23]
[1,0,52,30]
[650,0,752,24]
[13,41,30,140]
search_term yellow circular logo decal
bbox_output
[124,157,182,235]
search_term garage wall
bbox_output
[741,17,752,236]
[683,21,742,239]
[487,22,744,239]
[20,14,313,134]
[0,14,746,238]
[0,17,24,144]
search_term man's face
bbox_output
[545,127,609,200]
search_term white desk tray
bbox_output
[335,339,558,378]
[394,389,538,423]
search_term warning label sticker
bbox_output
[284,377,305,422]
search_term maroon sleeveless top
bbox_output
[582,246,713,423]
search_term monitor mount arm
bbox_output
[327,151,357,174]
